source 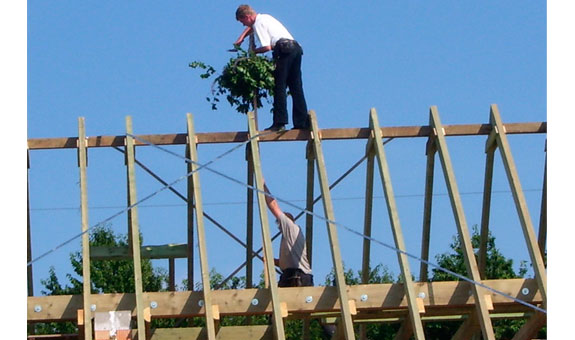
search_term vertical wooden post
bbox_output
[186,144,195,291]
[369,108,425,340]
[537,148,547,260]
[429,106,495,340]
[308,110,355,340]
[168,258,176,291]
[78,117,93,340]
[419,138,435,282]
[305,141,315,266]
[489,104,547,306]
[479,136,496,279]
[361,141,375,285]
[187,113,217,340]
[125,116,147,339]
[27,151,34,298]
[246,111,286,340]
[360,141,375,340]
[246,146,254,289]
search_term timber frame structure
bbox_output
[27,104,547,340]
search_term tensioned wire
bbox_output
[26,130,276,267]
[28,131,546,315]
[129,133,546,315]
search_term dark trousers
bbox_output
[272,39,310,128]
[278,268,314,287]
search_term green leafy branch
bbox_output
[189,48,275,114]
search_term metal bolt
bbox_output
[90,304,97,312]
[251,298,259,306]
[198,300,204,307]
[305,296,313,303]
[418,292,426,299]
[360,294,368,302]
[34,305,42,313]
[521,288,530,296]
[150,301,158,309]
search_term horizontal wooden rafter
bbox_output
[28,278,542,322]
[90,244,188,260]
[27,122,546,150]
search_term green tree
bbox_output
[33,224,168,335]
[427,226,544,340]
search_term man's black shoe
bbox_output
[292,125,310,130]
[264,124,286,132]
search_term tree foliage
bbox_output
[189,48,275,114]
[34,225,168,335]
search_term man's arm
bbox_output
[233,26,253,46]
[263,181,283,220]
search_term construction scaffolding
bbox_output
[27,104,547,340]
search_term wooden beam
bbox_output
[429,106,496,340]
[308,110,356,340]
[489,104,547,307]
[537,151,547,260]
[452,312,480,340]
[27,122,547,150]
[305,141,315,268]
[419,137,436,282]
[186,143,195,292]
[511,311,546,340]
[246,111,286,340]
[187,113,217,340]
[369,108,425,340]
[90,244,188,260]
[27,152,34,297]
[145,325,273,340]
[479,138,496,279]
[245,145,254,289]
[77,117,93,340]
[27,279,542,322]
[125,116,147,339]
[361,143,375,285]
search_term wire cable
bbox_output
[131,133,546,314]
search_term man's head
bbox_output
[284,212,295,223]
[236,4,257,26]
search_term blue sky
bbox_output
[9,1,574,335]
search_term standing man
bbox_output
[263,180,313,287]
[234,4,310,131]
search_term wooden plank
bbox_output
[145,325,273,340]
[361,146,375,285]
[538,152,547,259]
[90,244,188,260]
[187,113,217,340]
[246,111,286,340]
[511,311,546,340]
[246,146,254,289]
[419,138,436,282]
[369,108,425,340]
[479,143,496,279]
[308,110,355,340]
[27,122,547,150]
[452,312,480,340]
[27,157,34,297]
[429,106,495,340]
[125,116,147,339]
[187,143,195,291]
[489,104,547,307]
[305,141,315,267]
[359,143,374,340]
[77,117,93,340]
[27,278,542,321]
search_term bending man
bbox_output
[263,180,313,287]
